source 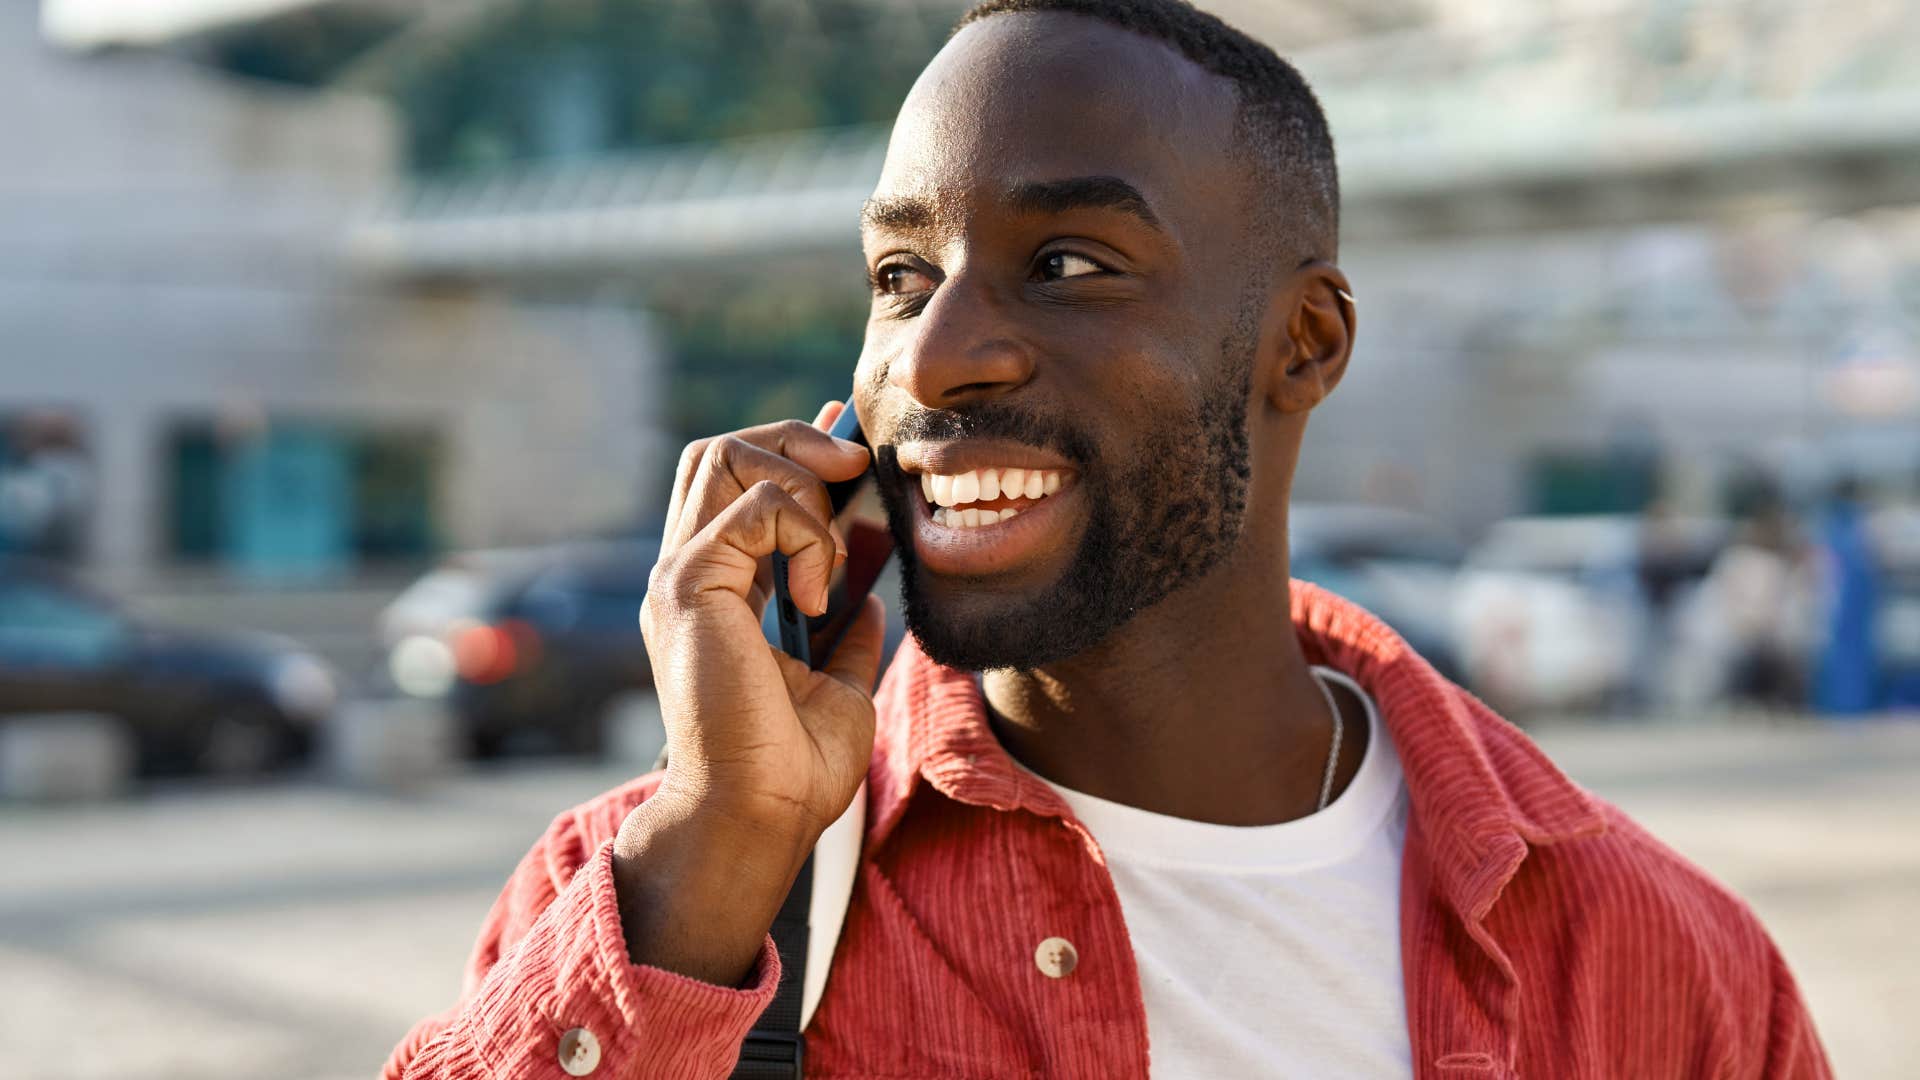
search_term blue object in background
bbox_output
[1813,497,1881,715]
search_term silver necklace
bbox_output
[973,669,1349,811]
[1312,670,1345,812]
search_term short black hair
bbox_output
[955,0,1340,269]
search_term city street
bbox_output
[10,2,1920,1078]
[0,711,1915,1079]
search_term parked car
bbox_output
[380,540,659,756]
[0,558,336,774]
[1452,514,1729,715]
[1288,503,1466,682]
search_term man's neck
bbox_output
[979,539,1357,826]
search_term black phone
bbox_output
[763,399,895,670]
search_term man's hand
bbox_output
[613,402,887,987]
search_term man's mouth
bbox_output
[917,467,1068,528]
[893,441,1085,577]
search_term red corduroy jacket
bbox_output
[387,582,1831,1079]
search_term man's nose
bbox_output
[888,271,1034,410]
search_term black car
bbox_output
[382,542,659,756]
[0,559,336,774]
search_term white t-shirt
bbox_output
[1033,666,1412,1078]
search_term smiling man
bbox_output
[388,2,1830,1078]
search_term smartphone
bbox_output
[764,399,895,670]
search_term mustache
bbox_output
[884,402,1097,467]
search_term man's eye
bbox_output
[1037,252,1104,281]
[873,264,933,295]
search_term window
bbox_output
[0,410,94,563]
[164,418,443,573]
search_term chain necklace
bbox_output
[975,668,1349,811]
[1311,669,1345,812]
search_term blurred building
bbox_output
[3,0,671,599]
[1298,0,1920,527]
[335,0,1920,534]
[13,0,1920,592]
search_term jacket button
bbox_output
[557,1026,602,1075]
[1034,936,1078,978]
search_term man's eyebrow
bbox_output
[860,195,934,233]
[859,176,1166,234]
[1008,176,1164,232]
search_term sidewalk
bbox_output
[0,714,1913,1078]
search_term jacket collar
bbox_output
[863,579,1607,927]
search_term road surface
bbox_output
[0,710,1913,1078]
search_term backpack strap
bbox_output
[718,578,868,1077]
[728,780,866,1079]
[729,854,811,1079]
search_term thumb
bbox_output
[821,593,887,695]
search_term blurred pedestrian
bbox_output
[1631,495,1694,710]
[1706,496,1813,709]
[1813,476,1881,715]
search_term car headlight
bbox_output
[389,634,457,698]
[269,653,337,720]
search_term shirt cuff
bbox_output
[459,839,781,1078]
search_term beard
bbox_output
[874,325,1257,672]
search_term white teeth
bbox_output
[918,467,1067,508]
[930,505,1022,529]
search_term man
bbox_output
[388,1,1831,1076]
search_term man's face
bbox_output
[854,13,1268,671]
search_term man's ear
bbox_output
[1260,262,1356,414]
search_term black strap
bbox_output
[729,853,811,1079]
[728,555,823,1077]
